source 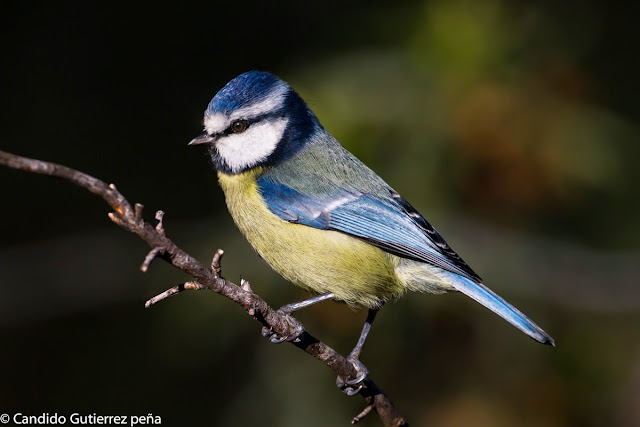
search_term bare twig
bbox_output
[0,149,409,426]
[140,247,163,272]
[211,249,224,276]
[144,281,204,308]
[352,402,374,424]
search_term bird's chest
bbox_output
[217,170,294,253]
[216,171,400,307]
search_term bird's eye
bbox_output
[230,119,249,133]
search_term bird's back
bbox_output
[261,129,392,198]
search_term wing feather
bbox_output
[257,176,482,283]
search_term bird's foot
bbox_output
[336,356,369,396]
[261,308,305,343]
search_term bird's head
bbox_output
[189,71,320,174]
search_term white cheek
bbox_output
[215,118,289,173]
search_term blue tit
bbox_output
[189,71,554,378]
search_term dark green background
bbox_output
[1,1,639,426]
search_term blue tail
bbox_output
[450,275,555,346]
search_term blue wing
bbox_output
[256,175,555,345]
[256,175,482,283]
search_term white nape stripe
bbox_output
[230,82,288,121]
[215,118,289,173]
[203,82,288,135]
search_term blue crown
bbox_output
[207,71,283,115]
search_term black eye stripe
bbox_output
[221,110,287,136]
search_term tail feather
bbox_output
[450,275,555,346]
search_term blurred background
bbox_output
[1,1,639,425]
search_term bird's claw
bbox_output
[261,326,296,343]
[261,310,305,343]
[336,357,369,396]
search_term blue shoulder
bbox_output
[256,175,336,227]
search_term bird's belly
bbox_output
[218,171,403,308]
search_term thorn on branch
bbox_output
[108,183,126,216]
[141,247,163,272]
[154,210,165,235]
[145,281,204,308]
[211,249,224,277]
[108,211,125,225]
[352,403,374,424]
[240,276,252,293]
[134,203,144,223]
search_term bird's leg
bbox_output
[278,292,335,313]
[262,293,335,343]
[348,307,379,361]
[337,307,380,395]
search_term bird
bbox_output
[189,71,554,393]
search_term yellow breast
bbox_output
[217,170,404,308]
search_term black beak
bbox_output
[188,132,216,146]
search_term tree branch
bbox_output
[0,150,408,426]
